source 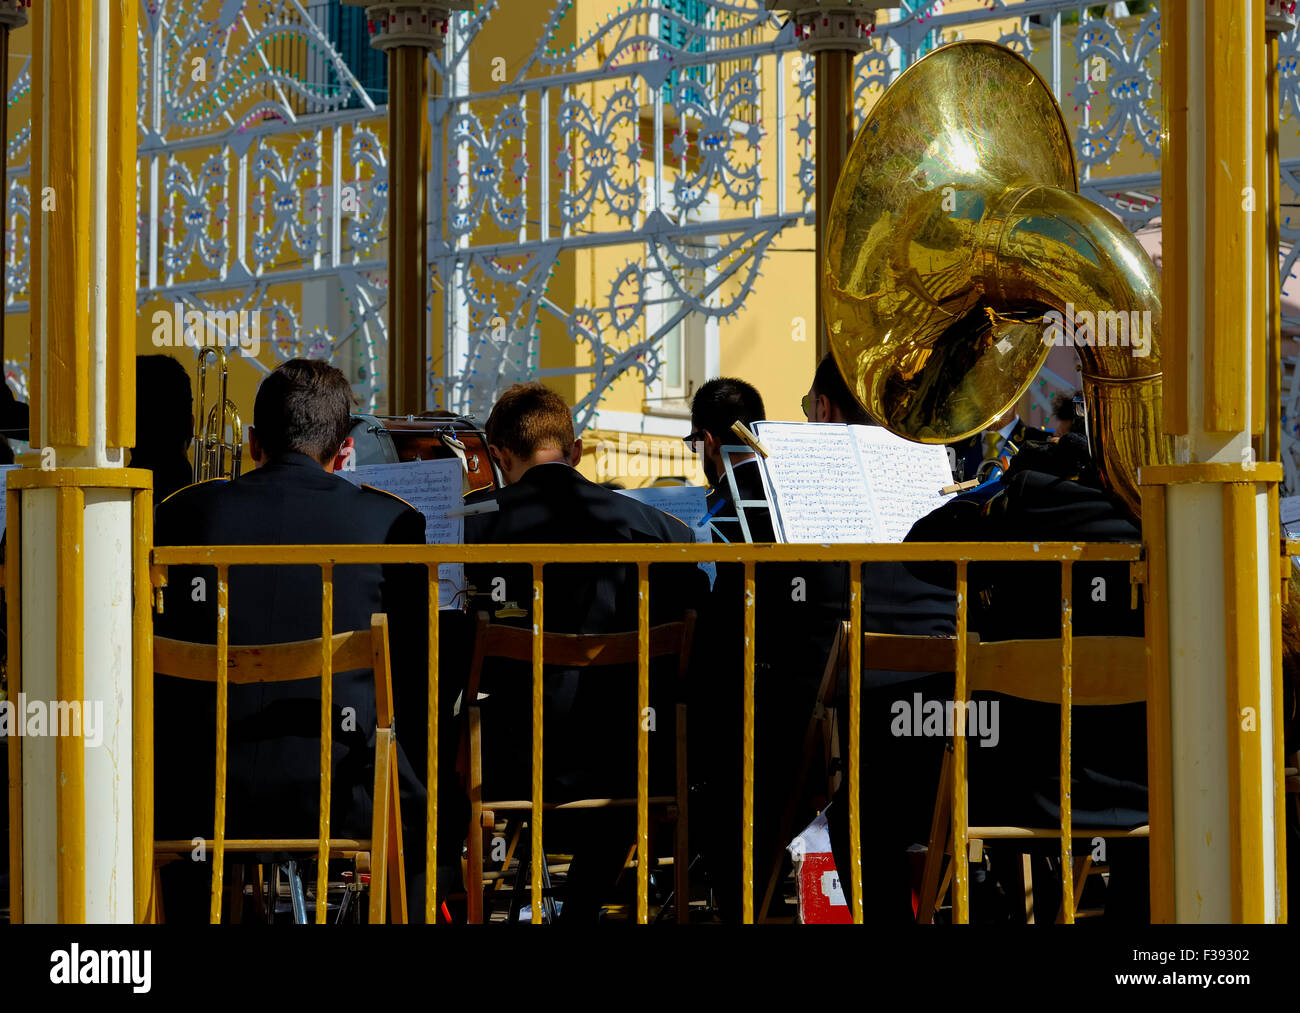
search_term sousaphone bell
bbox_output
[821,40,1172,515]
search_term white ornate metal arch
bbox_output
[4,1,1300,487]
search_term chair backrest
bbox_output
[862,632,1146,705]
[155,613,393,722]
[150,613,400,924]
[467,610,697,699]
[155,628,370,682]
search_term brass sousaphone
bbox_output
[822,41,1172,514]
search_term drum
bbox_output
[347,414,500,493]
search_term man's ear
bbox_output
[247,426,265,467]
[490,443,512,474]
[817,393,833,424]
[568,437,583,467]
[703,430,721,459]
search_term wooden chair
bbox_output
[152,613,407,924]
[871,633,1150,923]
[464,609,695,924]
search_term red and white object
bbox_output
[788,808,852,924]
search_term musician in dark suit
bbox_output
[461,382,707,921]
[690,376,774,543]
[805,352,873,426]
[829,431,1149,922]
[690,375,852,919]
[826,558,956,923]
[153,358,435,921]
[954,407,1054,484]
[1050,391,1084,437]
[800,353,959,921]
[130,354,195,504]
[919,432,1148,922]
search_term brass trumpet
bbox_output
[193,347,243,481]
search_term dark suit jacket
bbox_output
[152,453,429,847]
[461,463,707,801]
[907,465,1147,828]
[828,458,1146,912]
[700,456,851,893]
[955,418,1054,482]
[129,450,194,506]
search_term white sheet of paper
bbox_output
[1281,495,1300,527]
[617,483,717,588]
[339,458,465,608]
[750,421,955,543]
[849,425,956,543]
[750,422,881,542]
[1282,496,1300,570]
[617,484,709,532]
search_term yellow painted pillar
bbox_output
[8,0,152,924]
[1146,0,1286,923]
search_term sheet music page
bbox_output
[1281,495,1300,570]
[617,483,710,533]
[340,458,465,609]
[617,483,717,588]
[750,421,881,542]
[849,425,956,542]
[1281,494,1300,527]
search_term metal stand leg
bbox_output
[506,826,557,923]
[507,834,529,923]
[540,852,558,924]
[287,860,308,924]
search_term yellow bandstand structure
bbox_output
[2,0,1295,925]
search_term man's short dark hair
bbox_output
[812,353,871,425]
[252,358,356,464]
[1052,390,1082,424]
[691,377,766,443]
[134,354,194,455]
[485,382,575,458]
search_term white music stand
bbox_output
[705,444,785,544]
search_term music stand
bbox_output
[704,444,783,544]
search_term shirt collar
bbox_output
[265,451,328,471]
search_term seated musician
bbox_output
[804,355,958,922]
[1049,390,1084,439]
[130,354,195,504]
[689,376,774,542]
[954,404,1054,485]
[804,352,872,426]
[152,358,435,921]
[690,374,850,920]
[828,430,1150,922]
[461,382,707,922]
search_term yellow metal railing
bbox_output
[145,540,1147,925]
